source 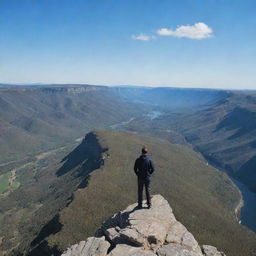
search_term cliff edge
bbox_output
[61,194,226,256]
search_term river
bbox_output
[231,177,256,232]
[202,155,256,233]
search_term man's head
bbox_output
[141,146,148,155]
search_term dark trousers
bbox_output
[138,178,151,206]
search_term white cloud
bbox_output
[131,34,155,41]
[156,22,213,39]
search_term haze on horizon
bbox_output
[0,0,255,90]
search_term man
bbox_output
[134,146,155,209]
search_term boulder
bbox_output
[61,237,110,256]
[108,244,156,256]
[166,221,202,254]
[157,243,200,256]
[100,194,176,249]
[201,245,226,256]
[61,195,226,256]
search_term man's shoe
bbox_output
[147,204,151,209]
[137,204,143,209]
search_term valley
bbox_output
[0,85,147,164]
[114,90,256,233]
[0,138,82,255]
[109,109,256,232]
[0,137,84,198]
[0,84,256,256]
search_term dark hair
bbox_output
[141,147,148,154]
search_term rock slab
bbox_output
[61,194,226,256]
[61,237,110,256]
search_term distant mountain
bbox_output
[114,86,230,109]
[0,85,145,164]
[148,92,256,192]
[0,85,228,165]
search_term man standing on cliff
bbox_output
[134,147,155,209]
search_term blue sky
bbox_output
[0,0,255,89]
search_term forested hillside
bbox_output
[0,85,144,164]
[1,85,256,256]
[29,131,256,256]
[146,92,256,192]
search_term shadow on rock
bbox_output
[56,132,107,177]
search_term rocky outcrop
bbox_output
[201,245,226,256]
[61,195,226,256]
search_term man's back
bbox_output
[134,154,155,180]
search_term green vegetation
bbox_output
[1,129,256,256]
[1,85,256,256]
[145,92,256,191]
[0,214,4,225]
[0,135,106,256]
[0,170,21,196]
[0,172,11,193]
[10,180,20,190]
[0,85,148,164]
[44,131,256,256]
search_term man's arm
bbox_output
[149,159,155,174]
[134,159,139,175]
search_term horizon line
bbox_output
[0,82,255,92]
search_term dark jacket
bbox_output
[134,154,155,180]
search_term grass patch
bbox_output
[0,171,20,195]
[0,214,4,225]
[0,172,11,194]
[11,180,20,190]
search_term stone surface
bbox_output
[100,194,176,249]
[157,243,200,256]
[108,244,156,256]
[61,194,226,256]
[166,221,202,254]
[201,245,226,256]
[61,237,110,256]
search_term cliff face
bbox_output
[61,195,225,256]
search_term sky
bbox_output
[0,0,255,89]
